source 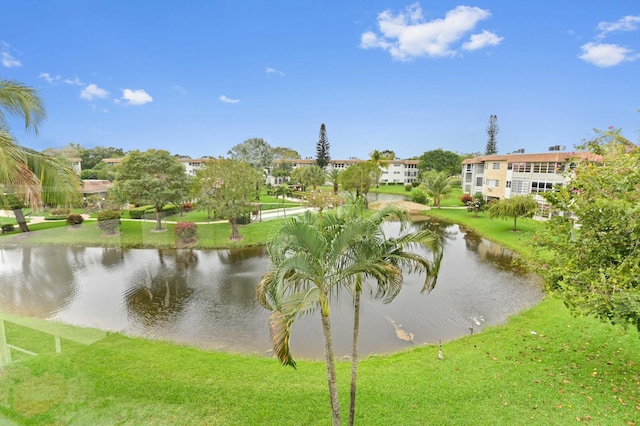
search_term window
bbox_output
[507,163,513,170]
[512,163,531,173]
[506,181,512,188]
[464,185,471,192]
[492,162,500,170]
[466,164,472,171]
[476,177,483,186]
[486,179,499,187]
[465,174,472,182]
[531,181,554,193]
[511,180,529,194]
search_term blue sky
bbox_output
[2,1,639,160]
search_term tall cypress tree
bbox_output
[485,114,499,155]
[316,123,330,169]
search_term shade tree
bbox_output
[488,194,537,231]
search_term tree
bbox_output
[273,184,293,218]
[113,149,190,231]
[194,158,262,240]
[228,138,273,171]
[538,127,640,332]
[316,123,330,169]
[369,150,389,187]
[485,114,499,155]
[342,200,442,425]
[271,146,300,160]
[339,162,377,202]
[291,165,326,191]
[420,171,453,208]
[1,79,82,232]
[80,145,125,170]
[417,149,462,176]
[327,168,341,194]
[42,142,82,160]
[488,195,537,231]
[380,150,396,160]
[466,193,486,217]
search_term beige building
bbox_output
[461,151,596,215]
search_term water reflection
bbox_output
[0,222,542,359]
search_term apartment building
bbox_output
[268,158,420,186]
[461,151,595,213]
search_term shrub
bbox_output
[174,221,197,240]
[51,208,71,217]
[181,202,193,212]
[129,205,154,219]
[460,194,474,204]
[410,188,429,205]
[97,210,121,234]
[1,224,15,233]
[411,181,420,188]
[404,184,412,192]
[66,214,84,226]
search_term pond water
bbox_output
[0,220,542,360]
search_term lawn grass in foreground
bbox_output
[1,297,638,425]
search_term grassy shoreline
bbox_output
[1,205,639,425]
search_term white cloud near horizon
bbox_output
[360,3,501,60]
[1,41,21,67]
[121,89,153,105]
[266,67,284,76]
[578,42,637,67]
[219,95,239,104]
[80,84,109,101]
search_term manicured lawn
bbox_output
[1,297,638,425]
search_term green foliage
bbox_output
[537,127,640,331]
[96,210,121,234]
[50,208,70,216]
[79,169,98,179]
[489,195,538,231]
[290,165,326,191]
[315,123,330,168]
[485,114,499,155]
[80,145,125,170]
[420,170,453,208]
[404,184,412,192]
[460,193,474,204]
[1,223,15,233]
[193,158,262,240]
[339,161,377,199]
[128,205,154,219]
[417,148,462,176]
[113,149,189,230]
[66,214,84,225]
[410,188,429,204]
[228,138,273,170]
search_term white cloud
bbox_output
[64,77,84,86]
[266,67,284,76]
[219,95,239,104]
[173,85,188,95]
[596,15,640,39]
[578,42,638,67]
[121,89,153,106]
[80,84,109,101]
[39,73,60,83]
[360,3,500,60]
[0,41,21,67]
[462,30,503,51]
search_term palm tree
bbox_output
[369,149,389,187]
[341,200,442,426]
[1,79,81,231]
[257,210,402,425]
[273,184,292,218]
[327,168,341,194]
[421,171,453,208]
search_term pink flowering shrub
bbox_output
[175,221,197,240]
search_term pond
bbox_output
[0,220,543,360]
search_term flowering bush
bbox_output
[174,221,197,240]
[460,194,473,204]
[181,202,194,212]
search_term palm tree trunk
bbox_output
[320,309,341,426]
[12,208,30,233]
[348,288,362,426]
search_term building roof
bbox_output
[462,151,598,164]
[81,180,113,194]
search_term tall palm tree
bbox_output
[421,170,453,209]
[369,149,389,187]
[341,200,443,426]
[327,168,341,194]
[257,210,403,425]
[1,79,81,231]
